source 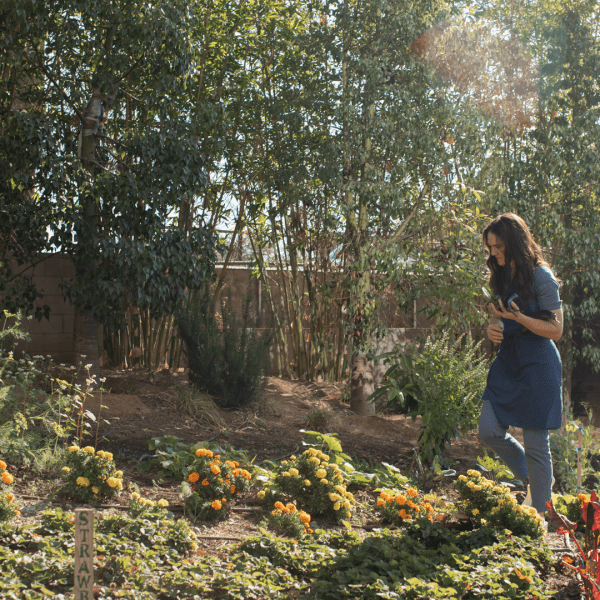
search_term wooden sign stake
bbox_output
[74,508,94,600]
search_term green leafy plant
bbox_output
[455,469,544,538]
[62,445,124,504]
[257,447,356,520]
[477,449,517,484]
[263,501,313,539]
[177,284,271,409]
[550,407,599,493]
[370,332,489,464]
[553,492,588,531]
[0,460,19,523]
[182,447,253,520]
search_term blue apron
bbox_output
[482,286,562,430]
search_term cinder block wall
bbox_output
[3,255,76,363]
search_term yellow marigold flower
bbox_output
[492,486,503,493]
[333,502,341,511]
[146,499,155,507]
[467,469,481,478]
[282,472,291,477]
[343,501,351,510]
[0,460,6,470]
[335,474,344,483]
[188,472,200,483]
[321,454,330,462]
[158,499,169,507]
[116,471,123,478]
[309,457,320,465]
[328,493,340,502]
[473,485,482,492]
[117,481,123,490]
[211,499,222,511]
[96,450,105,458]
[458,475,467,482]
[61,466,70,473]
[68,446,79,453]
[304,480,311,487]
[335,485,345,494]
[289,468,299,477]
[306,448,317,456]
[257,491,266,499]
[105,452,113,461]
[471,508,480,516]
[395,494,407,506]
[525,506,538,518]
[132,492,140,500]
[76,477,89,487]
[92,486,100,494]
[83,446,95,454]
[320,479,329,485]
[316,469,327,479]
[14,510,20,516]
[274,501,285,510]
[190,542,198,551]
[407,488,418,498]
[107,477,119,488]
[290,455,297,460]
[210,464,221,475]
[202,478,210,486]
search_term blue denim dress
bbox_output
[482,266,563,430]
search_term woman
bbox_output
[478,212,563,522]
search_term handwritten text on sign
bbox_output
[74,508,94,600]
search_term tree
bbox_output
[0,0,222,367]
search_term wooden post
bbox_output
[74,508,94,600]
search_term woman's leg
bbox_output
[521,428,553,514]
[478,400,528,481]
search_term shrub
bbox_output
[0,459,19,523]
[455,469,544,538]
[370,332,489,464]
[376,488,438,526]
[263,502,313,538]
[62,445,124,504]
[177,284,271,409]
[256,448,356,521]
[182,447,253,520]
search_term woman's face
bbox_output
[486,232,506,266]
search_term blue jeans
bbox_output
[478,400,553,514]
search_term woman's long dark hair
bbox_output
[483,212,550,302]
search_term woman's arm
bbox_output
[489,301,563,341]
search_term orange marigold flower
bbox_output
[395,494,407,506]
[286,503,296,512]
[1,472,13,484]
[188,472,200,483]
[399,509,410,519]
[0,460,7,470]
[211,464,221,475]
[211,500,222,510]
[407,488,418,498]
[377,498,386,507]
[230,485,235,494]
[274,501,285,510]
[202,479,210,486]
[407,500,416,509]
[195,448,213,458]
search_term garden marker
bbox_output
[74,508,94,599]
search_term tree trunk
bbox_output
[349,353,376,416]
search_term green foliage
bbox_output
[178,285,271,409]
[477,450,517,484]
[550,407,599,493]
[182,447,253,520]
[0,341,102,466]
[262,503,313,539]
[371,332,489,464]
[552,492,588,531]
[455,470,544,539]
[256,447,356,521]
[62,445,124,504]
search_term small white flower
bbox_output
[84,364,92,370]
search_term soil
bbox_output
[9,368,585,598]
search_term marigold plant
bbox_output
[0,459,20,522]
[182,446,253,520]
[264,501,313,539]
[257,448,356,520]
[455,469,544,538]
[376,488,438,526]
[62,445,124,504]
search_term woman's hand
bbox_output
[487,321,504,343]
[488,300,521,321]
